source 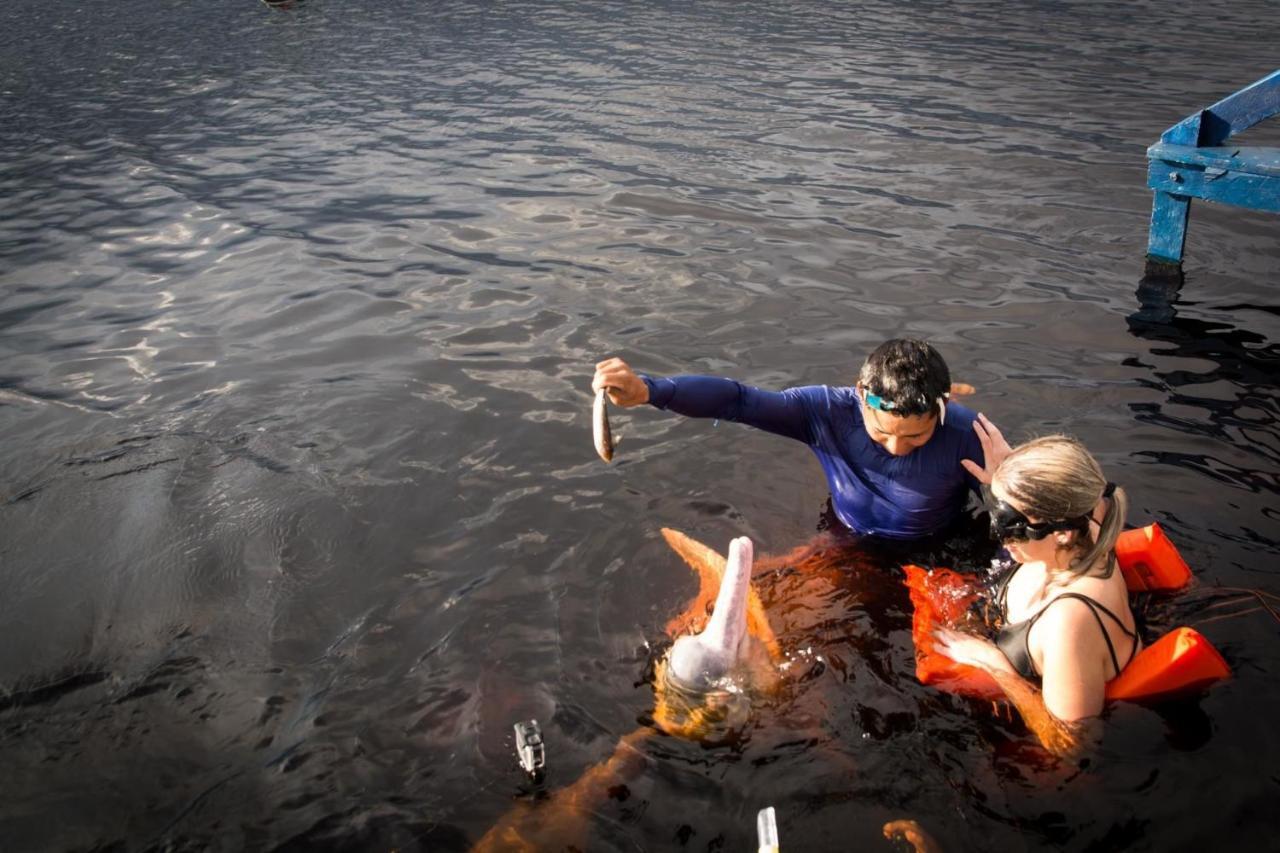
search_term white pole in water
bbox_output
[757,806,779,853]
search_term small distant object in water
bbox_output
[756,806,780,853]
[883,819,942,853]
[593,388,615,463]
[949,382,975,397]
[261,0,303,9]
[513,719,545,778]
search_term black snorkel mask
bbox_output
[986,483,1117,542]
[988,499,1089,542]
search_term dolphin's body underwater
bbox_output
[472,530,779,852]
[665,536,753,690]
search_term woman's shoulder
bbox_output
[1028,591,1115,674]
[1039,571,1131,629]
[1036,592,1104,631]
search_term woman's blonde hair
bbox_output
[992,435,1128,579]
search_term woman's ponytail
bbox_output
[1068,484,1127,578]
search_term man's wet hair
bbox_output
[857,339,951,418]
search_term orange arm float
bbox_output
[1104,626,1228,701]
[1114,523,1192,591]
[902,565,1002,699]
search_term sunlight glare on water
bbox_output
[1,0,1277,850]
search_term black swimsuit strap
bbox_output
[1029,592,1139,677]
[995,567,1015,612]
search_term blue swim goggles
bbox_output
[862,391,897,412]
[861,390,949,425]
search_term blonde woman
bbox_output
[934,436,1140,725]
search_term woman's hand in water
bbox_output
[932,628,1014,674]
[593,357,650,407]
[961,413,1012,484]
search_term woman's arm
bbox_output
[984,599,1115,755]
[933,628,1081,757]
[932,628,1018,676]
[1031,601,1110,722]
[986,670,1080,758]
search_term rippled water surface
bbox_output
[3,1,1278,850]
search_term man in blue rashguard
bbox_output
[591,338,1009,541]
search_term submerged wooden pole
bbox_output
[1145,189,1191,276]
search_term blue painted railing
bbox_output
[1145,69,1280,274]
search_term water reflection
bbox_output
[1126,275,1280,514]
[2,0,1278,850]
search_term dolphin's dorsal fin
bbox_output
[659,528,781,662]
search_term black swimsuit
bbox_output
[993,567,1139,680]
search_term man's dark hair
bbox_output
[857,339,951,418]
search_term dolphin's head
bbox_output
[665,536,753,691]
[666,634,727,690]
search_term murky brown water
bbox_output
[2,0,1277,850]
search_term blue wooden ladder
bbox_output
[1145,69,1280,277]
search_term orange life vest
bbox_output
[904,523,1230,702]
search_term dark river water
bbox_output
[2,1,1278,850]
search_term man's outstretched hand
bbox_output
[592,357,650,407]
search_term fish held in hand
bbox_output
[593,388,615,463]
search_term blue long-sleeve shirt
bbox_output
[642,374,985,540]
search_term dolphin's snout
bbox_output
[666,535,755,691]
